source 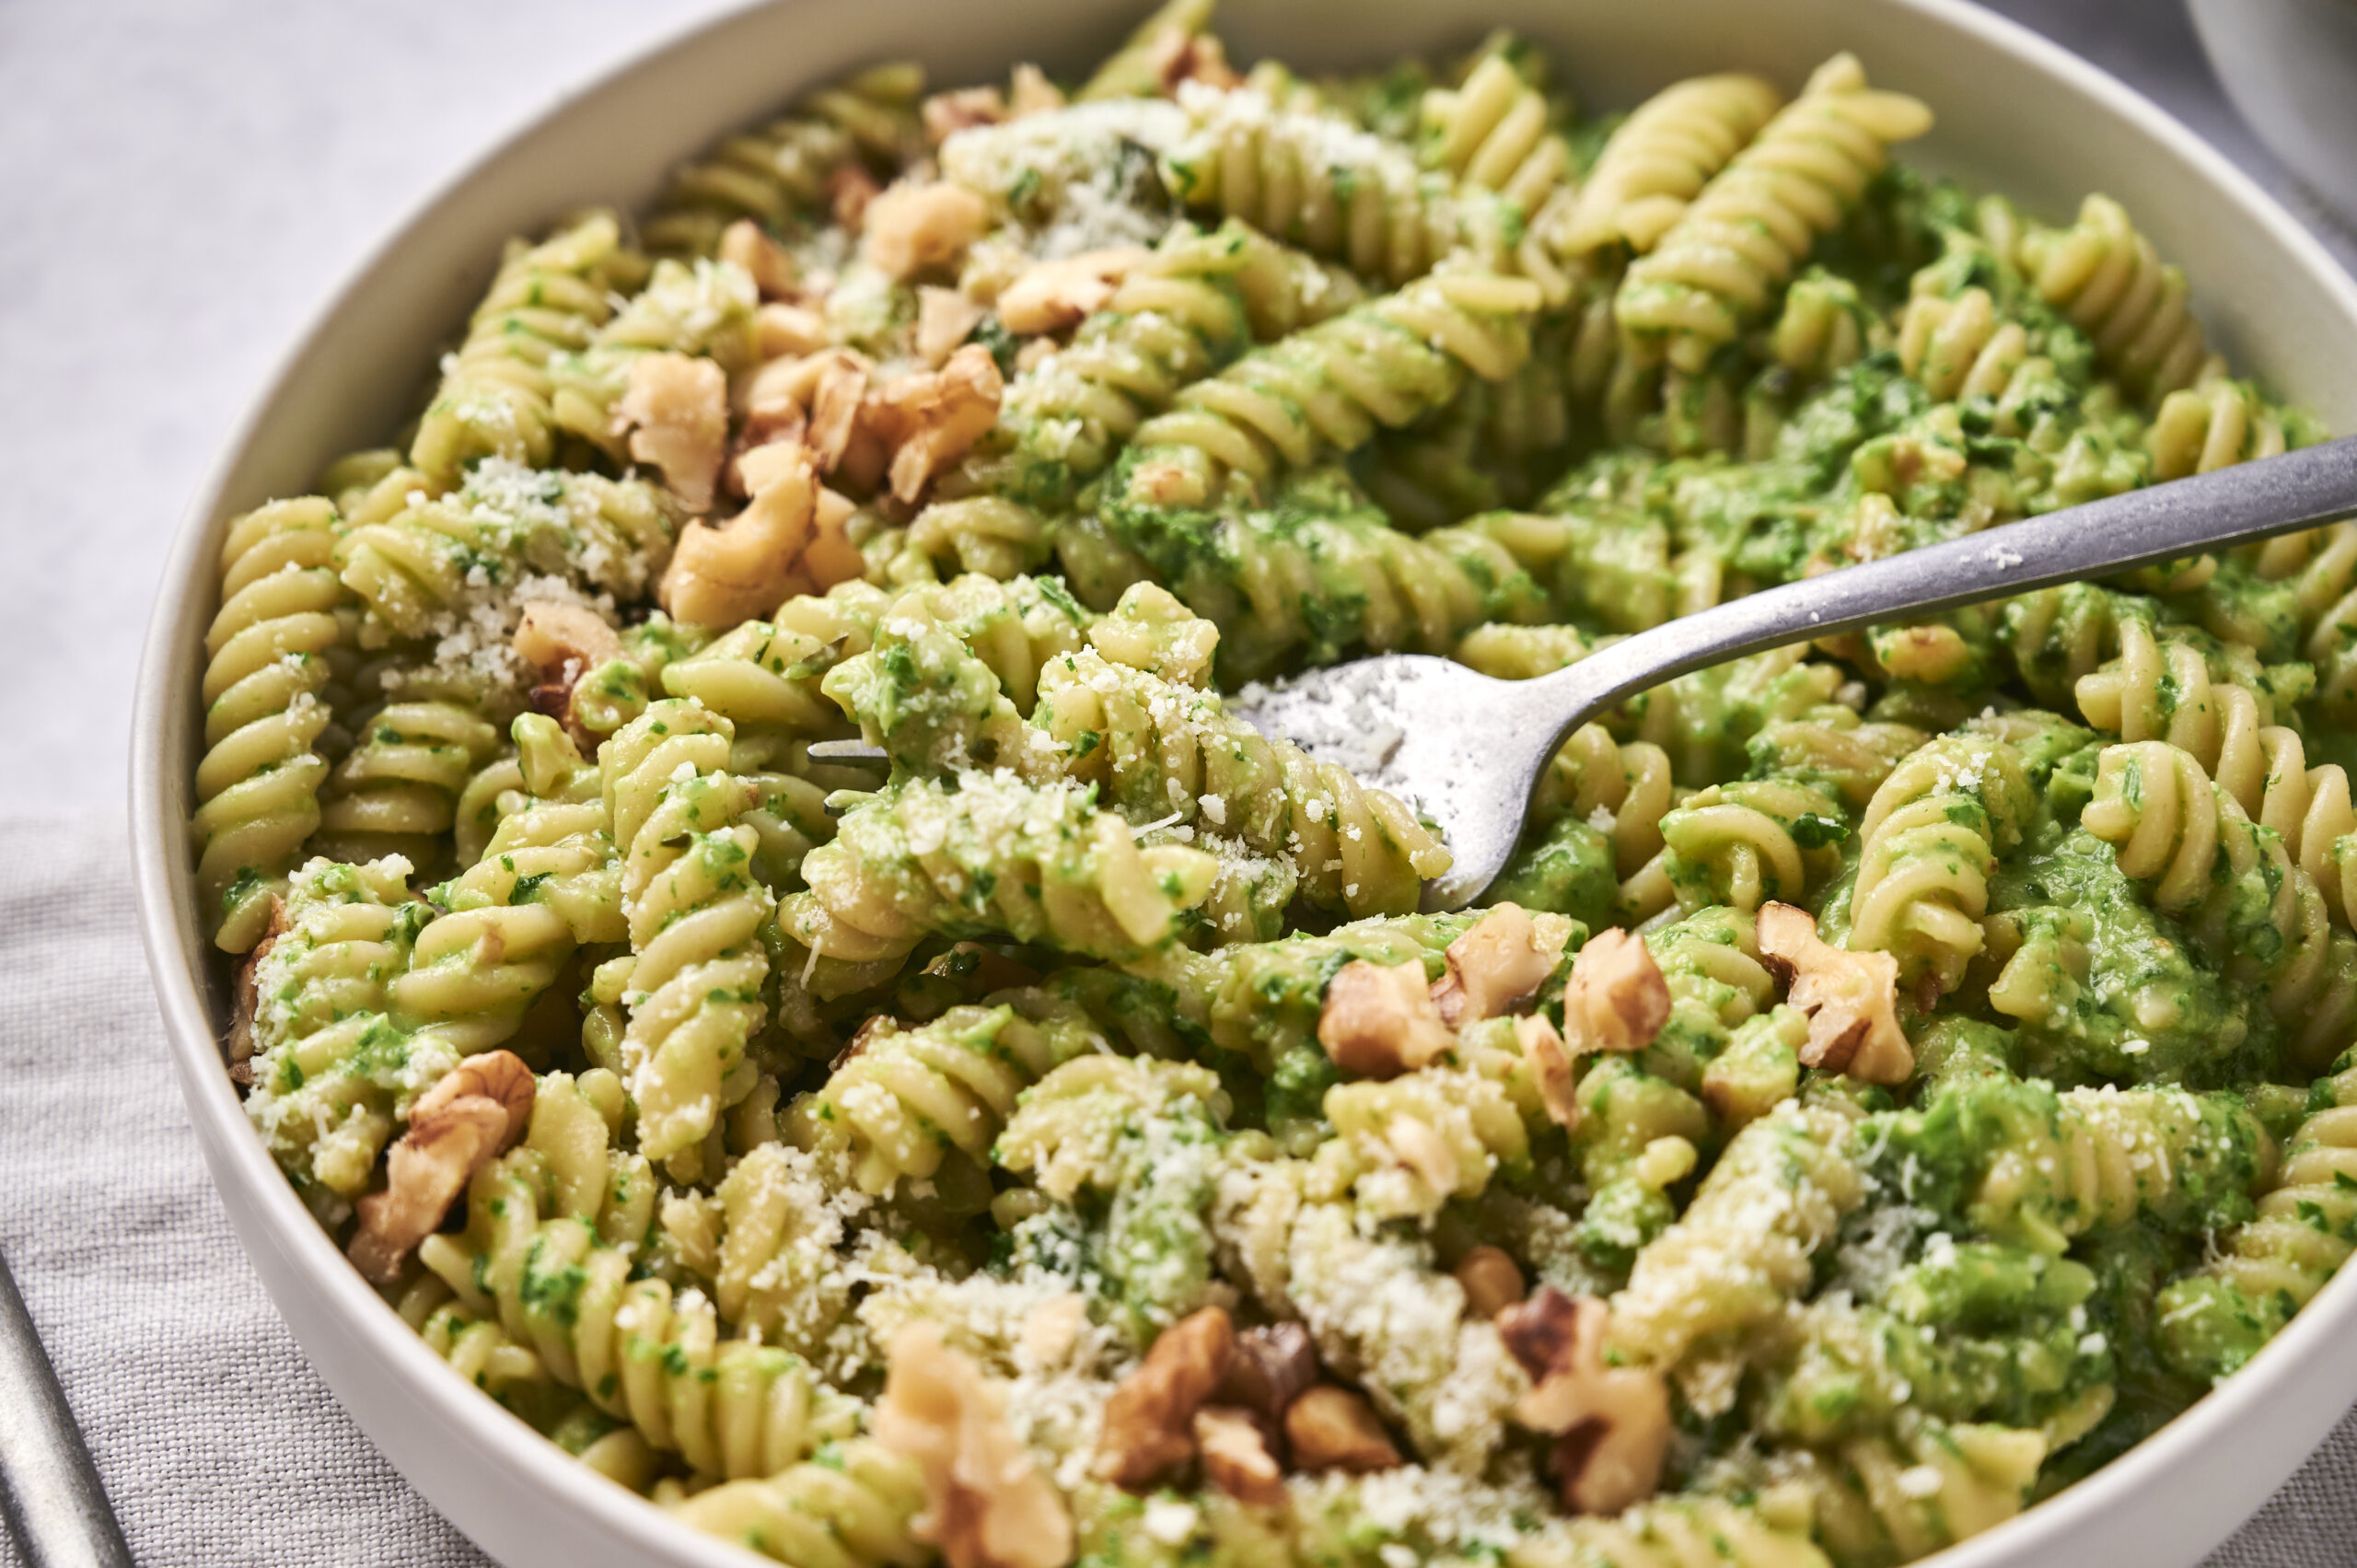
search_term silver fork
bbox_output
[811,437,2357,912]
[1225,436,2357,911]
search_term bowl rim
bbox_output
[127,1,2357,1563]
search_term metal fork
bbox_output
[811,437,2357,912]
[1227,436,2357,910]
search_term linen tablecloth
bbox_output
[6,0,2357,1563]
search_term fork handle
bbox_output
[1535,435,2357,726]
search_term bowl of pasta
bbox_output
[129,0,2357,1564]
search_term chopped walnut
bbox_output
[1283,1386,1400,1474]
[866,343,1005,505]
[804,484,867,591]
[994,248,1151,337]
[614,352,728,513]
[1215,1322,1318,1422]
[1146,27,1241,94]
[918,286,990,367]
[1518,1013,1581,1130]
[754,301,829,362]
[877,1323,1075,1568]
[1094,1306,1235,1490]
[513,600,622,749]
[347,1051,534,1283]
[862,180,990,281]
[830,164,883,232]
[1318,959,1456,1080]
[226,897,290,1079]
[807,352,878,479]
[1453,1245,1527,1320]
[659,444,819,628]
[1018,1292,1090,1371]
[1562,928,1671,1054]
[923,86,1007,145]
[717,219,798,301]
[1195,1406,1285,1507]
[1008,64,1064,117]
[1432,902,1563,1026]
[1755,901,1912,1084]
[1498,1289,1670,1516]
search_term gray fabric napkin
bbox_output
[2,809,2354,1566]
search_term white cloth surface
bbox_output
[6,0,2357,1562]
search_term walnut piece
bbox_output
[659,443,819,628]
[923,86,1007,145]
[226,896,290,1080]
[348,1051,534,1283]
[754,301,829,362]
[1432,902,1563,1026]
[1008,64,1064,118]
[1215,1322,1318,1422]
[918,285,989,368]
[807,352,880,482]
[1453,1245,1527,1320]
[1145,26,1241,94]
[1195,1406,1285,1507]
[1318,958,1456,1080]
[717,219,798,301]
[830,163,883,232]
[1498,1288,1671,1516]
[867,343,1005,504]
[1755,901,1912,1084]
[1518,1013,1581,1130]
[1094,1306,1235,1490]
[1283,1386,1400,1474]
[862,180,990,281]
[1561,928,1671,1054]
[617,353,728,513]
[877,1323,1075,1568]
[994,248,1151,337]
[513,600,622,749]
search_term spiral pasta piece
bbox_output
[1322,1066,1530,1219]
[2083,741,2355,1062]
[393,764,622,1055]
[2073,618,2293,816]
[1850,732,2032,996]
[313,664,507,867]
[643,63,925,256]
[1609,1101,1864,1373]
[410,214,640,487]
[1121,270,1541,504]
[2158,1054,2357,1381]
[602,700,776,1167]
[2148,375,2291,480]
[1660,776,1848,915]
[1032,645,1451,917]
[1095,469,1546,680]
[1897,285,2054,412]
[781,771,1216,965]
[194,496,353,951]
[784,995,1100,1195]
[1998,582,2150,707]
[2015,193,2212,404]
[667,1438,929,1566]
[240,857,442,1211]
[1560,73,1784,259]
[1514,1496,1829,1568]
[2247,725,2357,926]
[549,257,760,454]
[1616,54,1932,373]
[421,1154,858,1481]
[1967,1078,2268,1254]
[1422,44,1572,219]
[334,464,673,645]
[1755,1418,2048,1565]
[1162,82,1512,286]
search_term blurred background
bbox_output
[0,1,2352,1563]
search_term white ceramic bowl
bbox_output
[2189,0,2357,229]
[131,2,2357,1563]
